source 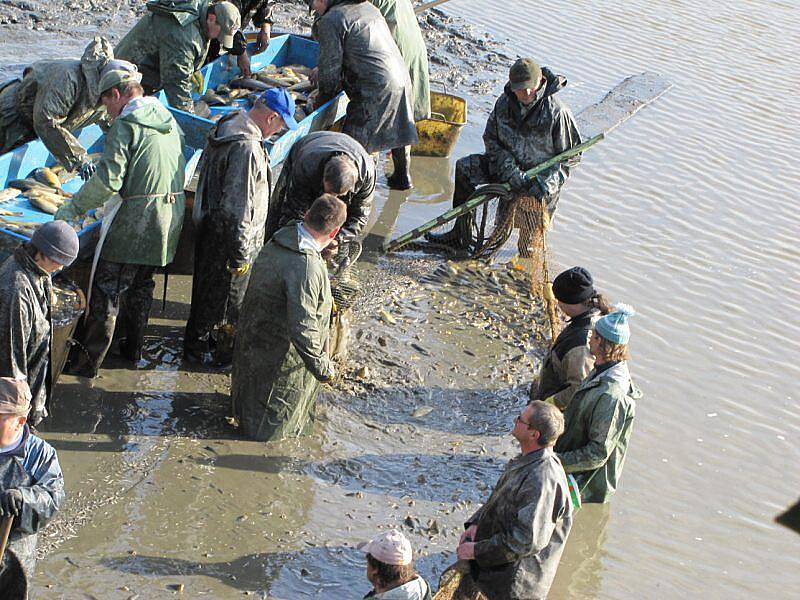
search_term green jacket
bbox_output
[231,223,334,442]
[555,361,641,503]
[59,97,186,266]
[115,0,211,113]
[0,37,113,169]
[369,0,430,121]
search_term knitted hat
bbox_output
[32,221,79,266]
[358,529,413,566]
[552,266,595,304]
[595,303,636,345]
[0,377,31,416]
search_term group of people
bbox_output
[0,0,643,597]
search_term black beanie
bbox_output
[552,266,595,304]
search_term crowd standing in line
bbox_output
[0,0,643,595]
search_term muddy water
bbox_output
[0,0,796,598]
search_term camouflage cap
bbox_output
[509,58,543,91]
[0,378,31,417]
[99,62,143,95]
[212,1,241,49]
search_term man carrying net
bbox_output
[426,57,581,257]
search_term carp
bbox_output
[230,77,271,92]
[0,188,21,203]
[31,167,62,190]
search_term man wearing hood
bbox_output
[0,222,79,425]
[556,305,641,504]
[0,37,114,181]
[55,65,186,378]
[184,88,297,367]
[231,194,346,442]
[427,57,581,250]
[311,0,418,157]
[115,0,241,114]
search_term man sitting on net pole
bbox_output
[426,57,581,253]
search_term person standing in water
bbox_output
[556,305,641,503]
[530,266,612,410]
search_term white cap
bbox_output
[358,529,413,566]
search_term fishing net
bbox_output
[418,186,561,340]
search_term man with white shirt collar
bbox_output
[231,194,346,442]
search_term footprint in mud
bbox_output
[309,453,504,504]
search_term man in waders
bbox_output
[0,378,65,590]
[115,0,241,113]
[312,0,418,170]
[456,400,572,600]
[56,65,186,378]
[556,305,641,503]
[0,223,79,426]
[0,37,114,180]
[368,0,430,190]
[184,88,297,367]
[426,57,581,251]
[231,194,346,442]
[530,267,612,410]
[265,131,375,263]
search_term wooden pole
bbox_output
[0,516,14,564]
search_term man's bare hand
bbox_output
[459,524,478,545]
[322,238,339,260]
[237,52,252,77]
[255,24,271,53]
[310,66,319,85]
[456,541,476,561]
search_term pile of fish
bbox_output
[0,165,97,237]
[195,64,317,128]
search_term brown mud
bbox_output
[0,2,559,597]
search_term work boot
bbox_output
[386,146,413,190]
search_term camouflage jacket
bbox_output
[529,309,599,410]
[195,110,271,269]
[0,246,53,421]
[115,0,212,113]
[14,37,112,170]
[467,447,573,600]
[556,361,641,503]
[484,69,581,209]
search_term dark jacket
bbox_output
[556,362,640,503]
[467,447,573,600]
[530,309,599,410]
[484,68,581,210]
[315,0,418,153]
[195,109,271,269]
[0,246,53,422]
[231,224,334,442]
[267,131,375,242]
[3,425,65,581]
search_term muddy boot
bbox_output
[387,146,413,190]
[425,175,475,249]
[214,324,235,369]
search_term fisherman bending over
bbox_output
[311,0,418,163]
[231,194,346,442]
[456,401,572,600]
[556,305,641,504]
[0,37,114,180]
[184,88,297,367]
[57,64,186,378]
[427,57,581,251]
[266,130,376,262]
[0,223,79,425]
[115,0,241,113]
[0,378,65,586]
[368,0,431,190]
[530,267,612,410]
[206,0,276,76]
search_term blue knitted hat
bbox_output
[595,303,635,345]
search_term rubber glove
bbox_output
[78,160,96,181]
[508,170,530,192]
[0,489,23,517]
[190,71,205,94]
[227,263,250,277]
